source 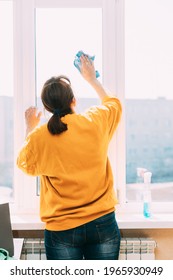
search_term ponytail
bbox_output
[41,76,74,135]
[47,115,67,135]
[47,107,72,135]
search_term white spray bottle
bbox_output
[143,171,152,218]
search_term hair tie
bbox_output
[54,108,61,116]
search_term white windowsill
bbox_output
[11,213,173,230]
[117,213,173,229]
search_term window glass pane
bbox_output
[125,0,173,202]
[0,1,13,202]
[36,8,102,115]
[35,8,102,194]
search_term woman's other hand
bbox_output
[25,106,42,136]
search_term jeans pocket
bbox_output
[95,214,120,243]
[47,229,76,247]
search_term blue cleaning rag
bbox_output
[73,50,100,78]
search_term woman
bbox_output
[17,55,122,260]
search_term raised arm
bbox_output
[80,55,109,101]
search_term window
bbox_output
[0,0,13,202]
[13,0,117,213]
[10,0,173,215]
[35,7,102,115]
[35,7,103,194]
[125,0,173,202]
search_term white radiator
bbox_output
[21,238,156,260]
[119,238,157,260]
[21,238,46,260]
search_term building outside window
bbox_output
[125,0,173,203]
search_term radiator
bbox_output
[21,238,156,260]
[21,238,46,260]
[119,238,157,260]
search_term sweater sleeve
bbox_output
[17,133,39,176]
[86,95,122,141]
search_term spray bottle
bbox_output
[143,171,152,218]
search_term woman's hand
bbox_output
[25,106,42,136]
[80,54,108,100]
[80,55,97,84]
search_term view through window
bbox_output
[125,0,173,202]
[35,8,102,114]
[0,1,13,201]
[35,8,102,194]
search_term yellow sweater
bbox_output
[17,96,122,230]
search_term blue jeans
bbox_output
[44,212,121,260]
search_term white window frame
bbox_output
[12,0,122,214]
[11,0,173,215]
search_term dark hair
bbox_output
[41,75,74,135]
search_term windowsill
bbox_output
[11,212,173,230]
[117,213,173,229]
